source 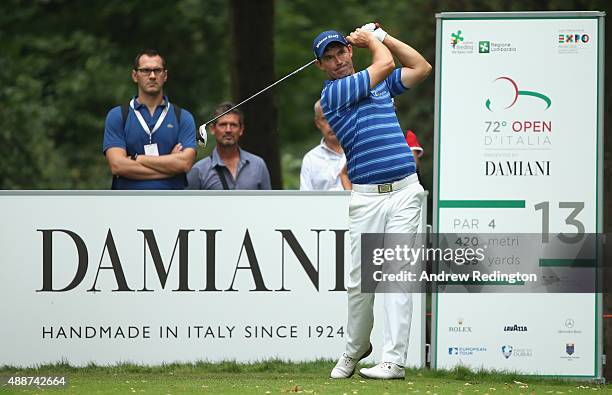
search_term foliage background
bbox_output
[0,0,609,206]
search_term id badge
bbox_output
[144,143,159,156]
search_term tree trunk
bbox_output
[229,0,281,188]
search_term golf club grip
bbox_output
[353,22,382,31]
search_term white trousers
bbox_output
[345,174,424,365]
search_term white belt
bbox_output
[352,173,419,194]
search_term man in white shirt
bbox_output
[300,100,350,190]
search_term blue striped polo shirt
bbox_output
[320,68,416,185]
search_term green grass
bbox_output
[0,360,609,394]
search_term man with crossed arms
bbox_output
[312,23,431,379]
[103,49,196,189]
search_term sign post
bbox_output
[432,11,604,378]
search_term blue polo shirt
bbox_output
[320,68,416,185]
[103,96,197,190]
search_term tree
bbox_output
[229,0,281,188]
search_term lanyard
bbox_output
[130,99,170,144]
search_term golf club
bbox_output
[198,59,317,147]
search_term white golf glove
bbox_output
[361,22,387,43]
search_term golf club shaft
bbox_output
[200,59,316,128]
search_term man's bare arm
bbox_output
[346,29,395,89]
[411,149,421,170]
[137,145,196,175]
[339,164,353,190]
[382,35,431,88]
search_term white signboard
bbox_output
[433,12,603,378]
[0,191,425,367]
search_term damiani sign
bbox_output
[0,191,428,366]
[38,228,348,292]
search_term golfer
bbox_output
[313,24,431,380]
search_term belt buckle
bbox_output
[378,183,392,193]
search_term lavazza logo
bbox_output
[503,323,527,332]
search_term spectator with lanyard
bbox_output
[103,49,197,190]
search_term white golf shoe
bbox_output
[329,344,373,379]
[359,362,405,380]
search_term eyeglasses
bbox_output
[135,68,166,76]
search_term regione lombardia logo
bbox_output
[479,41,490,53]
[485,76,552,111]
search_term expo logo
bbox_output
[558,33,590,44]
[485,76,551,112]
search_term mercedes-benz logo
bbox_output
[565,318,575,329]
